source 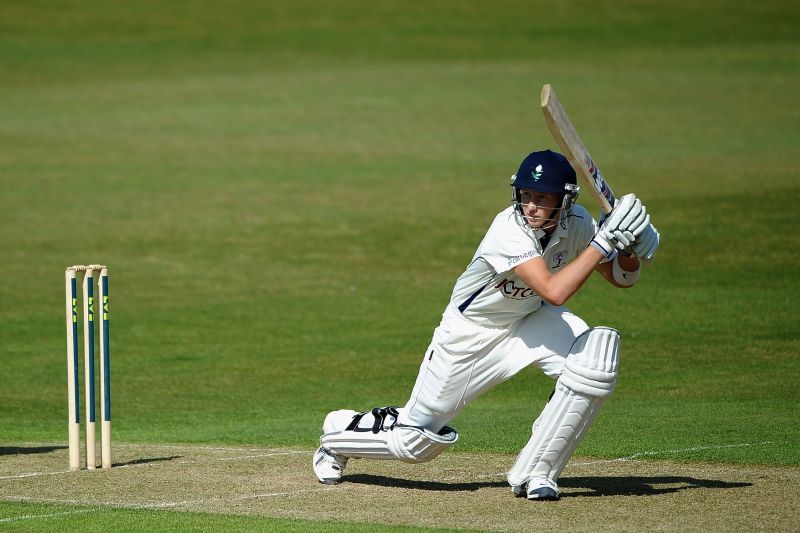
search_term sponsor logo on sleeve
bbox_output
[508,250,537,268]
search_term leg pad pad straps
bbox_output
[321,406,459,463]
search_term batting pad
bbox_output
[320,406,459,463]
[507,327,620,488]
[559,326,620,398]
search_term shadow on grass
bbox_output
[346,474,506,492]
[345,474,752,497]
[0,446,67,455]
[559,476,752,497]
[0,446,183,469]
[114,456,183,467]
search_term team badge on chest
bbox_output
[552,250,568,268]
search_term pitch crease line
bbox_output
[571,441,777,466]
[1,448,309,479]
[0,442,302,454]
[437,441,779,481]
[218,451,308,461]
[0,508,102,524]
[0,470,72,481]
[115,444,300,453]
[0,486,337,522]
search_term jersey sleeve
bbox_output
[479,209,542,273]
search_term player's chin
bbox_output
[527,219,544,229]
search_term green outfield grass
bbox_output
[0,501,459,533]
[1,0,798,529]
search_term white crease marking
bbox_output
[116,444,265,452]
[572,441,776,466]
[218,451,308,461]
[0,487,335,523]
[0,508,101,523]
[435,442,779,482]
[1,446,309,479]
[0,470,72,481]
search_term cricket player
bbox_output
[312,149,660,500]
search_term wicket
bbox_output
[65,264,111,470]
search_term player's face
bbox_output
[519,189,561,230]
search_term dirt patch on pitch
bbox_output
[1,443,797,530]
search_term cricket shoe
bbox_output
[512,478,560,501]
[313,446,347,484]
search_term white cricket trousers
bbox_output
[397,302,589,432]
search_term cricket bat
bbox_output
[540,84,616,214]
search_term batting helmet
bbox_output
[511,150,580,230]
[511,150,577,193]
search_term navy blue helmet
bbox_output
[511,150,580,229]
[512,150,577,193]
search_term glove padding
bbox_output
[632,222,660,261]
[605,194,649,235]
[592,194,650,256]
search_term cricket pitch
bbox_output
[1,443,797,530]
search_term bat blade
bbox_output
[540,84,615,214]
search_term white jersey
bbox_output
[450,204,601,327]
